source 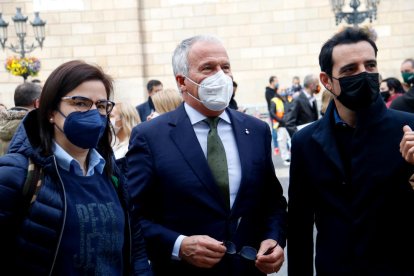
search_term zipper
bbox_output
[48,156,67,276]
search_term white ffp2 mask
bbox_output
[185,70,233,111]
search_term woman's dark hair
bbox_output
[382,77,405,94]
[38,60,114,176]
[319,27,378,77]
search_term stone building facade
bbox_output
[0,0,413,111]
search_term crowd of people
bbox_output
[264,59,414,171]
[0,27,414,276]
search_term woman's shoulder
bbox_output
[0,153,29,197]
[0,152,28,170]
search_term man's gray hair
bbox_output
[14,82,42,107]
[303,74,317,89]
[172,35,223,79]
[402,58,414,69]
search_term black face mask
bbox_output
[334,72,380,111]
[380,91,390,102]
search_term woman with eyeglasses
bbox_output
[0,60,152,275]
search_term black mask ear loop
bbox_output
[325,75,339,97]
[53,109,67,134]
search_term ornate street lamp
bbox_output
[0,7,46,58]
[330,0,380,27]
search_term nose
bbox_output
[90,103,98,110]
[214,66,223,73]
[357,64,369,74]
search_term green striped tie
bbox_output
[205,117,229,206]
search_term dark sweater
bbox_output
[54,168,125,275]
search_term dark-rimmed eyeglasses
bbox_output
[223,241,277,261]
[61,96,115,115]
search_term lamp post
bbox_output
[330,0,380,27]
[0,7,46,58]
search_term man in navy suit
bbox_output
[136,79,163,122]
[284,74,320,137]
[288,27,414,275]
[126,35,287,275]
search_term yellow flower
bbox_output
[4,56,41,78]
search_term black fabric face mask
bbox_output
[380,91,390,102]
[334,72,380,111]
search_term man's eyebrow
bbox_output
[198,61,214,68]
[338,63,355,74]
[365,59,377,65]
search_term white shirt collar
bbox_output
[184,102,231,125]
[52,141,105,176]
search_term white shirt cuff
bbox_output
[171,234,187,260]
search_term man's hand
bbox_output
[400,125,414,164]
[255,239,284,274]
[179,235,226,268]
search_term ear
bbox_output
[34,99,40,109]
[320,72,332,91]
[176,75,186,91]
[48,111,57,124]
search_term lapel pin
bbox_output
[245,129,250,134]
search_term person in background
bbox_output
[286,76,302,100]
[390,58,414,112]
[0,60,152,275]
[380,77,405,108]
[110,101,141,159]
[0,82,41,156]
[147,88,183,121]
[13,82,41,111]
[136,79,163,122]
[127,34,287,275]
[228,80,239,110]
[228,80,238,110]
[402,82,411,92]
[31,78,43,87]
[228,81,246,113]
[288,27,414,276]
[284,74,320,137]
[265,76,279,155]
[269,90,291,166]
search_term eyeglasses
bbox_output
[223,241,277,261]
[61,96,115,115]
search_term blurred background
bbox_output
[0,0,413,113]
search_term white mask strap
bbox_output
[184,75,200,87]
[184,71,226,89]
[185,91,202,103]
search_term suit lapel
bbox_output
[169,105,228,210]
[226,109,249,212]
[312,101,345,176]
